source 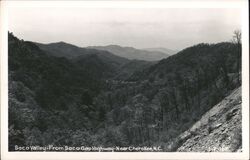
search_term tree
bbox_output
[160,92,169,131]
[195,68,201,109]
[168,87,179,120]
[232,30,242,85]
[182,79,189,111]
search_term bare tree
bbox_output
[232,30,242,85]
[232,30,242,44]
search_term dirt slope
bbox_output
[176,87,242,152]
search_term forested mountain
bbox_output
[35,41,88,58]
[36,41,156,80]
[8,32,241,151]
[9,33,127,150]
[114,60,156,80]
[36,42,129,65]
[88,45,169,61]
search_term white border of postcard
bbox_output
[1,0,249,160]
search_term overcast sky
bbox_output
[8,7,241,50]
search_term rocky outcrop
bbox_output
[176,87,242,152]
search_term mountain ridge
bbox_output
[36,42,173,62]
[35,42,128,62]
[87,45,170,61]
[143,47,178,55]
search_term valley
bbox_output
[8,32,242,152]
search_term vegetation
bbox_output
[8,32,241,151]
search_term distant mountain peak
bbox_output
[42,41,78,48]
[88,45,170,61]
[143,47,178,55]
[106,44,122,47]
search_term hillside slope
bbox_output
[175,87,242,152]
[114,60,156,80]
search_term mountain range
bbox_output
[87,45,172,61]
[36,42,176,62]
[8,32,241,152]
[143,47,178,55]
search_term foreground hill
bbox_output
[88,45,169,61]
[8,32,115,118]
[99,43,241,150]
[176,87,241,152]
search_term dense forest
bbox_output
[8,32,241,151]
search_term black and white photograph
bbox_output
[0,0,249,159]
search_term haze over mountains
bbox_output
[143,47,178,55]
[88,45,173,61]
[36,42,175,61]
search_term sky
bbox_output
[8,7,241,50]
